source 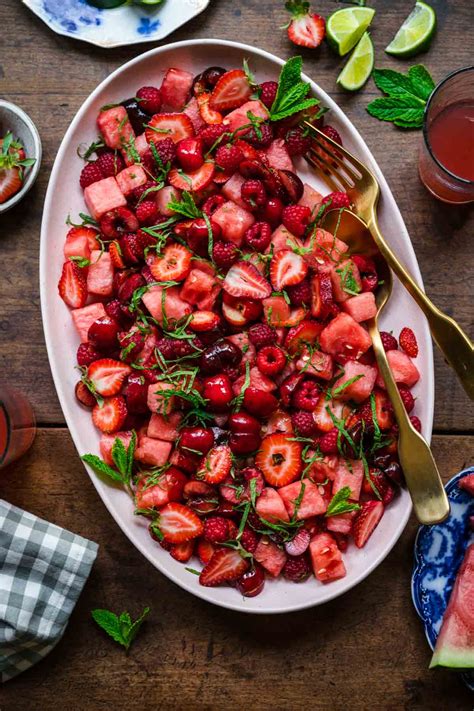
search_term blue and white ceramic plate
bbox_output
[22,0,210,48]
[412,467,474,691]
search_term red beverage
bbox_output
[0,386,36,468]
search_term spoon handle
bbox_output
[369,321,450,525]
[368,215,474,401]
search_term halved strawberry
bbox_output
[145,113,195,145]
[353,500,384,548]
[270,250,308,291]
[58,261,87,309]
[197,92,223,124]
[311,274,337,319]
[109,241,125,269]
[168,162,215,191]
[196,538,215,565]
[279,306,307,327]
[170,540,195,562]
[286,1,326,49]
[148,244,192,282]
[92,396,127,434]
[189,310,221,332]
[197,445,232,485]
[255,433,302,487]
[158,502,204,543]
[199,548,249,587]
[88,358,132,397]
[223,261,272,300]
[209,70,252,112]
[234,139,259,161]
[0,166,22,204]
[285,319,324,355]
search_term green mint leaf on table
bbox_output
[368,64,435,130]
[91,606,150,651]
[367,97,425,128]
[372,68,424,101]
[408,65,435,101]
[325,486,361,517]
[269,56,319,122]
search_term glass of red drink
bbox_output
[0,385,36,469]
[419,66,474,203]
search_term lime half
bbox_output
[327,7,376,56]
[385,1,436,57]
[337,32,374,91]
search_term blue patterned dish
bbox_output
[412,467,474,691]
[22,0,210,48]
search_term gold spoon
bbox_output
[320,208,450,525]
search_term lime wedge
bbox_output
[326,7,376,56]
[385,1,436,57]
[337,32,374,91]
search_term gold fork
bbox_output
[303,121,474,401]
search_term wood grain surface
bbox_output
[0,0,473,708]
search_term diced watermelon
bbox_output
[309,532,346,583]
[137,328,158,365]
[376,349,420,388]
[180,268,216,305]
[307,455,338,482]
[255,487,289,522]
[332,360,377,403]
[233,366,276,395]
[264,139,294,172]
[268,224,303,254]
[313,396,344,433]
[97,106,135,150]
[142,285,192,326]
[330,259,362,303]
[87,250,114,297]
[63,231,97,261]
[115,164,147,195]
[343,292,377,323]
[183,96,206,133]
[160,68,194,111]
[303,228,349,268]
[122,133,149,166]
[223,100,269,133]
[262,296,290,326]
[227,332,256,368]
[326,510,357,534]
[319,313,372,358]
[279,480,327,519]
[156,185,181,216]
[295,348,334,381]
[147,382,175,415]
[147,412,182,441]
[459,474,474,496]
[211,200,255,246]
[333,459,364,501]
[83,177,127,220]
[71,302,107,342]
[99,431,132,466]
[134,436,172,467]
[135,476,170,510]
[221,172,247,208]
[254,536,287,577]
[298,183,323,212]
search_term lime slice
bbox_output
[326,7,376,56]
[337,32,374,91]
[385,1,436,57]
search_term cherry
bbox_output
[242,387,278,418]
[165,467,188,501]
[236,564,265,597]
[187,218,221,256]
[200,339,242,375]
[187,496,219,516]
[216,500,239,518]
[117,273,145,303]
[176,137,204,173]
[228,412,261,435]
[260,197,284,227]
[119,232,143,264]
[105,298,131,327]
[171,449,200,475]
[179,426,214,456]
[88,315,120,352]
[229,431,261,455]
[277,169,304,203]
[183,480,215,499]
[118,330,146,363]
[279,372,304,407]
[203,374,233,412]
[123,375,148,414]
[75,381,96,408]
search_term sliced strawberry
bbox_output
[197,444,232,485]
[92,396,127,434]
[88,358,132,396]
[285,319,324,355]
[148,244,192,282]
[0,166,22,203]
[197,92,224,125]
[255,433,302,487]
[168,162,215,191]
[196,538,215,565]
[109,241,125,269]
[353,500,384,548]
[209,69,252,112]
[270,250,308,291]
[170,540,195,562]
[199,548,249,587]
[58,261,87,309]
[223,261,272,300]
[145,113,195,145]
[286,2,326,49]
[279,306,307,328]
[158,502,204,543]
[189,310,221,332]
[234,139,260,162]
[311,274,338,319]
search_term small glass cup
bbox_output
[418,66,474,204]
[0,385,36,469]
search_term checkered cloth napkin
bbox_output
[0,500,98,682]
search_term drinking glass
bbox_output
[0,385,36,469]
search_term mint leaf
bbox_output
[368,65,434,130]
[325,486,361,517]
[167,191,202,219]
[126,431,137,481]
[372,68,425,102]
[81,454,125,483]
[92,606,150,651]
[111,437,128,477]
[366,97,424,127]
[270,56,319,122]
[408,65,435,101]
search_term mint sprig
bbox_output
[91,606,150,651]
[269,56,320,122]
[167,191,202,219]
[325,486,361,517]
[82,431,137,485]
[367,65,435,129]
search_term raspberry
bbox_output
[203,516,230,543]
[242,122,273,149]
[136,200,158,226]
[380,331,398,352]
[256,346,286,376]
[96,151,125,178]
[321,191,351,209]
[240,528,258,553]
[291,410,317,437]
[398,384,415,413]
[286,279,311,306]
[259,81,278,109]
[293,380,320,411]
[77,342,101,366]
[215,143,244,172]
[284,127,311,156]
[244,221,272,251]
[136,85,162,114]
[322,125,343,145]
[128,180,156,207]
[241,179,266,209]
[202,194,225,216]
[319,427,339,454]
[282,555,311,582]
[399,327,418,358]
[282,204,311,237]
[156,336,178,360]
[212,240,238,269]
[151,137,176,165]
[248,323,276,349]
[199,123,228,150]
[173,338,202,359]
[410,415,422,433]
[79,161,103,189]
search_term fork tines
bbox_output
[303,120,363,192]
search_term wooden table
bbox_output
[1,0,473,708]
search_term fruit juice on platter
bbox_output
[0,386,36,469]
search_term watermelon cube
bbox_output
[298,183,323,212]
[333,459,364,501]
[343,292,377,323]
[319,313,372,358]
[279,480,327,519]
[223,100,269,133]
[227,332,256,368]
[307,454,338,482]
[147,412,182,441]
[330,259,362,303]
[63,230,97,261]
[135,477,170,510]
[268,224,303,254]
[263,295,291,326]
[313,395,344,433]
[264,139,294,172]
[83,176,127,220]
[303,228,348,268]
[87,250,114,297]
[122,133,149,166]
[254,536,287,577]
[115,164,147,195]
[326,510,357,534]
[180,268,215,306]
[222,172,247,208]
[332,360,377,403]
[99,431,132,466]
[71,302,107,342]
[233,366,276,395]
[255,487,289,523]
[296,347,334,380]
[459,473,474,496]
[156,185,181,216]
[142,285,192,326]
[147,382,175,415]
[183,96,206,133]
[211,200,255,247]
[134,436,172,467]
[376,349,420,388]
[160,68,194,111]
[97,106,135,150]
[309,532,346,583]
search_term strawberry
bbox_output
[353,500,384,548]
[189,310,220,332]
[399,327,418,358]
[197,92,224,124]
[92,396,127,434]
[109,241,125,269]
[158,502,204,543]
[168,162,215,191]
[223,261,272,300]
[270,249,308,291]
[199,548,249,587]
[87,358,132,397]
[285,319,323,355]
[285,1,326,49]
[170,541,195,562]
[196,538,215,565]
[0,164,22,203]
[255,433,302,487]
[145,113,195,145]
[148,244,192,282]
[208,70,252,112]
[197,445,232,485]
[58,261,87,309]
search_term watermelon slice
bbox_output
[429,544,474,669]
[459,474,474,497]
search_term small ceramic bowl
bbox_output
[0,100,42,214]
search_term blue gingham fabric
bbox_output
[0,500,98,682]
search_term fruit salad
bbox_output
[58,57,421,597]
[0,132,36,204]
